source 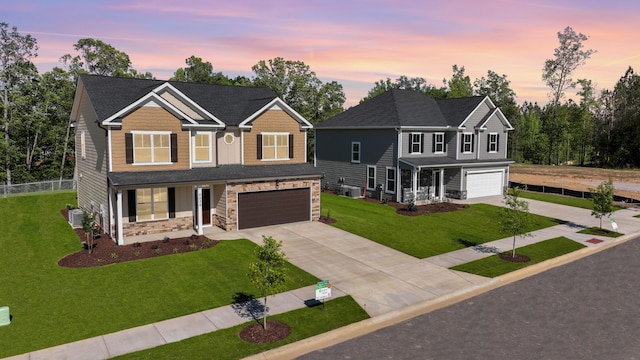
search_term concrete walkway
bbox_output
[5,197,640,360]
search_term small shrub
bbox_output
[97,258,103,263]
[405,196,417,212]
[189,244,198,251]
[134,251,141,257]
[111,253,118,259]
[154,248,163,255]
[173,247,179,253]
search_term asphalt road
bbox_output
[299,237,640,360]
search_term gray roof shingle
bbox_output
[79,74,277,126]
[317,89,485,128]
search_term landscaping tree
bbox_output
[500,187,532,258]
[248,235,287,330]
[81,210,98,254]
[590,179,615,229]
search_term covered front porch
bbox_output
[400,167,445,204]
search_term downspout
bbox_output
[396,128,402,202]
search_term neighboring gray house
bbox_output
[315,89,514,203]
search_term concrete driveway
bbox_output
[217,221,491,317]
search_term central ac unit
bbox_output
[69,209,84,227]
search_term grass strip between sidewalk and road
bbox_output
[518,190,625,211]
[113,295,369,360]
[321,193,563,259]
[450,237,586,278]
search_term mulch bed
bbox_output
[361,197,468,216]
[499,253,531,263]
[58,209,219,268]
[239,320,291,343]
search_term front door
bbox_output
[194,188,211,226]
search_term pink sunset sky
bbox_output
[5,0,640,108]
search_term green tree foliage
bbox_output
[170,55,247,85]
[590,179,614,229]
[247,236,288,330]
[445,64,473,98]
[542,26,595,165]
[609,67,640,167]
[61,38,153,80]
[500,187,532,258]
[0,22,38,186]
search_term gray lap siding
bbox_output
[315,129,397,192]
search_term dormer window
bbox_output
[488,133,499,153]
[462,133,474,154]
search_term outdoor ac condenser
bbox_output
[69,209,83,227]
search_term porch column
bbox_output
[116,189,124,245]
[412,169,418,202]
[439,169,445,200]
[196,185,203,235]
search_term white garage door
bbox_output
[467,171,503,198]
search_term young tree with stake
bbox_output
[501,187,532,258]
[590,179,615,229]
[248,236,287,331]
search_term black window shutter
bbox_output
[257,134,262,159]
[168,187,175,218]
[170,134,178,162]
[127,189,136,222]
[432,134,436,153]
[497,134,500,152]
[487,134,491,152]
[289,134,294,158]
[125,133,134,164]
[472,135,475,152]
[408,134,413,153]
[420,134,424,153]
[460,134,465,153]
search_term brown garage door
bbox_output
[238,188,311,229]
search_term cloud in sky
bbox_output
[5,0,640,107]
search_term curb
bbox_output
[243,231,640,360]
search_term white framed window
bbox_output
[410,133,422,154]
[462,133,474,154]
[488,133,499,153]
[136,188,168,221]
[367,165,376,190]
[133,131,171,164]
[80,131,86,159]
[261,132,289,160]
[433,132,444,153]
[385,167,396,193]
[351,141,361,163]
[193,132,211,162]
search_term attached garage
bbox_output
[466,170,504,199]
[237,188,311,229]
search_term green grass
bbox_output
[450,237,586,277]
[0,192,321,358]
[321,193,563,258]
[518,190,625,211]
[578,227,624,237]
[114,295,369,359]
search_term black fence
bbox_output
[509,181,640,204]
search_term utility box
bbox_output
[0,306,10,326]
[69,209,83,227]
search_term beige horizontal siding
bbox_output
[244,109,306,165]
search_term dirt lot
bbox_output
[509,163,640,200]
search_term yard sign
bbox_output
[315,280,331,301]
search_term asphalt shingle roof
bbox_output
[317,89,485,128]
[79,74,277,126]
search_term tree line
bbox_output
[1,23,638,185]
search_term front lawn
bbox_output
[321,193,563,258]
[450,237,586,277]
[518,190,625,211]
[0,192,320,358]
[114,295,369,359]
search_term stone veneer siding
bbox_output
[123,216,192,237]
[223,178,321,231]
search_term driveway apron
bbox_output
[224,222,492,317]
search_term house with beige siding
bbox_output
[70,75,321,245]
[315,89,514,203]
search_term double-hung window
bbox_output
[193,132,211,162]
[262,133,289,160]
[367,165,376,190]
[385,167,396,193]
[462,133,474,154]
[351,141,361,163]
[136,188,168,221]
[133,131,171,164]
[488,133,499,153]
[410,133,423,154]
[433,132,444,153]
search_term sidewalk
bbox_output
[5,198,640,360]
